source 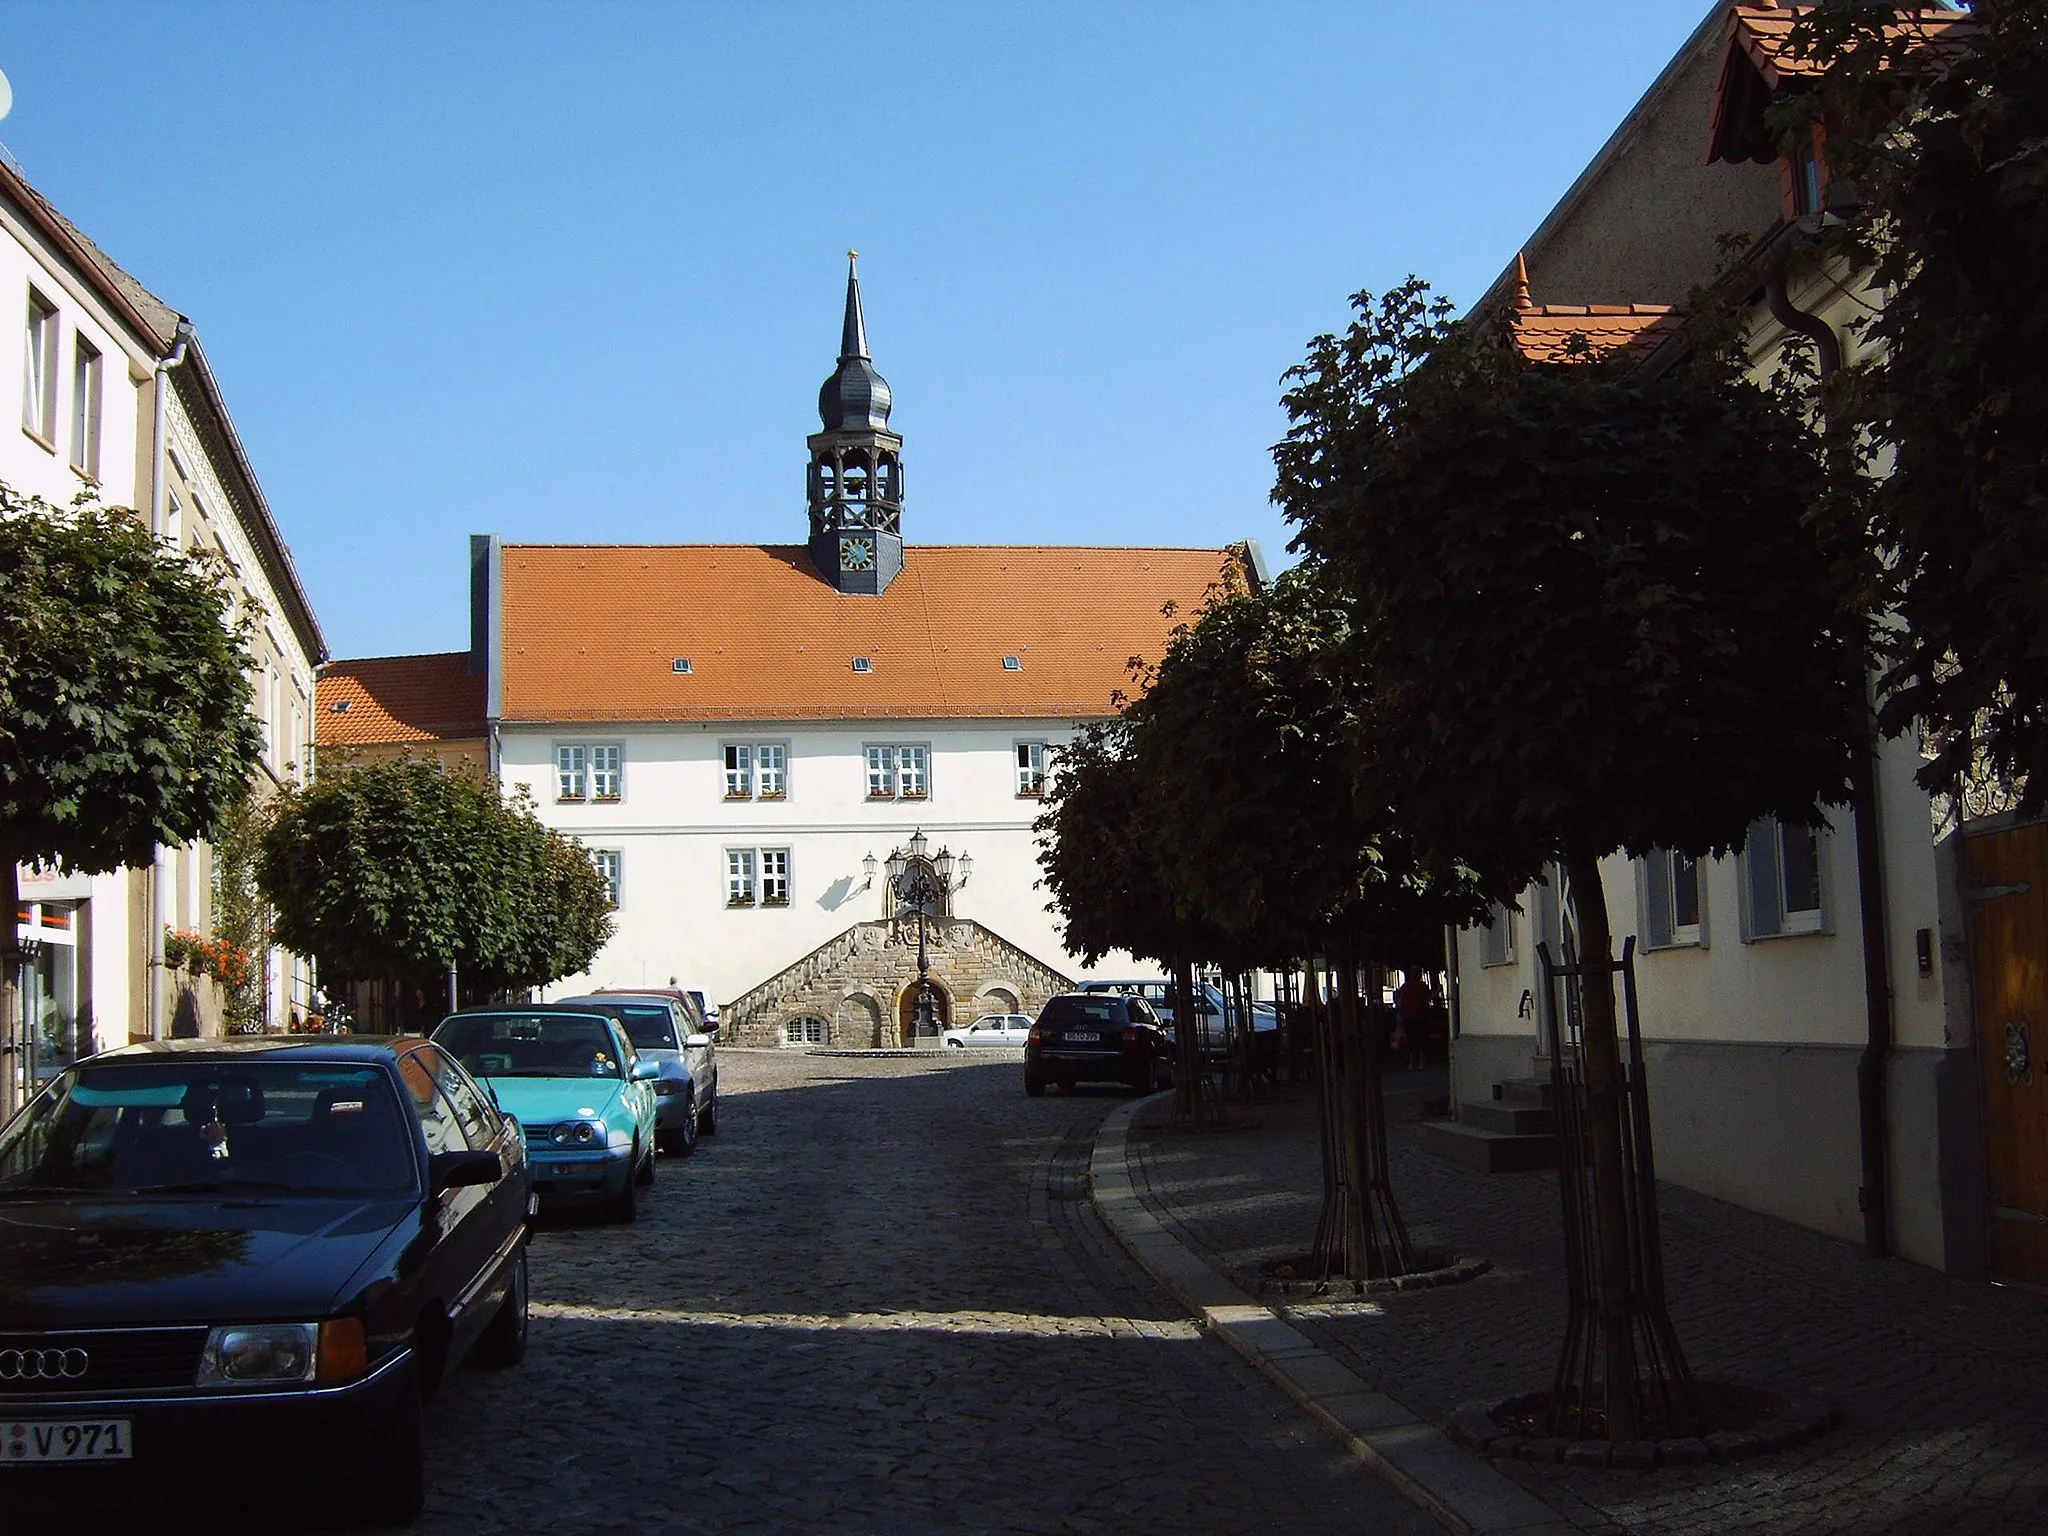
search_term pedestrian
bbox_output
[1393,971,1432,1069]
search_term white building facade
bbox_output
[476,262,1259,1044]
[2,157,324,1113]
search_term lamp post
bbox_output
[884,830,960,1044]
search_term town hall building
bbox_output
[323,259,1262,1046]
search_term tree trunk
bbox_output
[1563,847,1640,1439]
[1171,956,1202,1120]
[0,846,20,1123]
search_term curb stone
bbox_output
[1088,1095,1581,1536]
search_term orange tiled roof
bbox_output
[1725,5,1973,89]
[1513,305,1682,365]
[498,544,1254,723]
[318,652,487,747]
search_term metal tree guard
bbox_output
[1536,937,1694,1437]
[1307,952,1414,1282]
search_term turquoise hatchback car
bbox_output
[432,1006,659,1222]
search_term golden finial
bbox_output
[848,249,859,265]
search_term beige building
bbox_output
[2,157,326,1115]
[1435,4,2002,1281]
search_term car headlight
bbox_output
[550,1120,601,1146]
[653,1079,680,1096]
[195,1320,365,1388]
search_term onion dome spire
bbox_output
[819,251,893,432]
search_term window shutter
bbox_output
[1645,851,1674,949]
[1744,818,1783,939]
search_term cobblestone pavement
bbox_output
[1124,1068,2048,1536]
[261,1049,1433,1536]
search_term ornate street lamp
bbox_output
[884,830,964,1044]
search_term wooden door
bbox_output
[1965,823,2048,1285]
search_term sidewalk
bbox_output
[1095,1070,2048,1536]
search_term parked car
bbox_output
[432,1006,658,1222]
[940,1014,1033,1049]
[1076,978,1225,1036]
[593,985,711,1037]
[562,992,719,1155]
[0,1035,531,1522]
[1025,993,1173,1096]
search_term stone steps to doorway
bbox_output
[1419,1076,1559,1173]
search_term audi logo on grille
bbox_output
[0,1348,89,1381]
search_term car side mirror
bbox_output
[630,1058,662,1082]
[683,1033,713,1049]
[430,1149,503,1193]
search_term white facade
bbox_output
[506,718,1134,1009]
[1,161,324,1110]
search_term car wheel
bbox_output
[473,1245,529,1369]
[698,1089,718,1135]
[1024,1075,1045,1097]
[669,1093,699,1157]
[357,1359,426,1524]
[946,1039,965,1050]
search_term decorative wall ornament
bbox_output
[2004,1019,2032,1086]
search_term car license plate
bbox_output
[2,1419,133,1463]
[1065,1032,1099,1042]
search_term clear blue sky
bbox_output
[4,2,1713,661]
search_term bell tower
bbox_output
[807,253,904,594]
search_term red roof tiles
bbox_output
[1512,303,1682,364]
[1724,5,1972,89]
[317,652,487,747]
[497,544,1255,724]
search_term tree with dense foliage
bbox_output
[1276,279,1865,1435]
[1775,4,2048,811]
[257,756,612,999]
[0,483,262,1113]
[1128,562,1485,1277]
[1033,715,1235,1114]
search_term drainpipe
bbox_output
[1770,274,1891,1259]
[145,321,194,1041]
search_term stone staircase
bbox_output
[1419,1075,1560,1174]
[721,917,1072,1049]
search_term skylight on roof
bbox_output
[672,658,693,674]
[329,699,352,713]
[851,656,873,674]
[1002,655,1022,671]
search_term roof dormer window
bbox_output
[851,656,873,674]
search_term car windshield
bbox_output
[603,1005,678,1052]
[434,1014,624,1079]
[0,1061,416,1198]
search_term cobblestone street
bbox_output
[376,1049,1435,1535]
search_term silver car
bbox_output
[559,993,719,1156]
[940,1014,1033,1049]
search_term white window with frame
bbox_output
[70,334,101,478]
[782,1016,827,1047]
[22,289,57,445]
[724,742,787,800]
[556,745,587,801]
[865,743,928,800]
[1478,901,1516,967]
[1740,815,1828,940]
[1639,849,1705,950]
[589,744,622,801]
[591,849,622,909]
[1015,741,1048,798]
[726,847,790,908]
